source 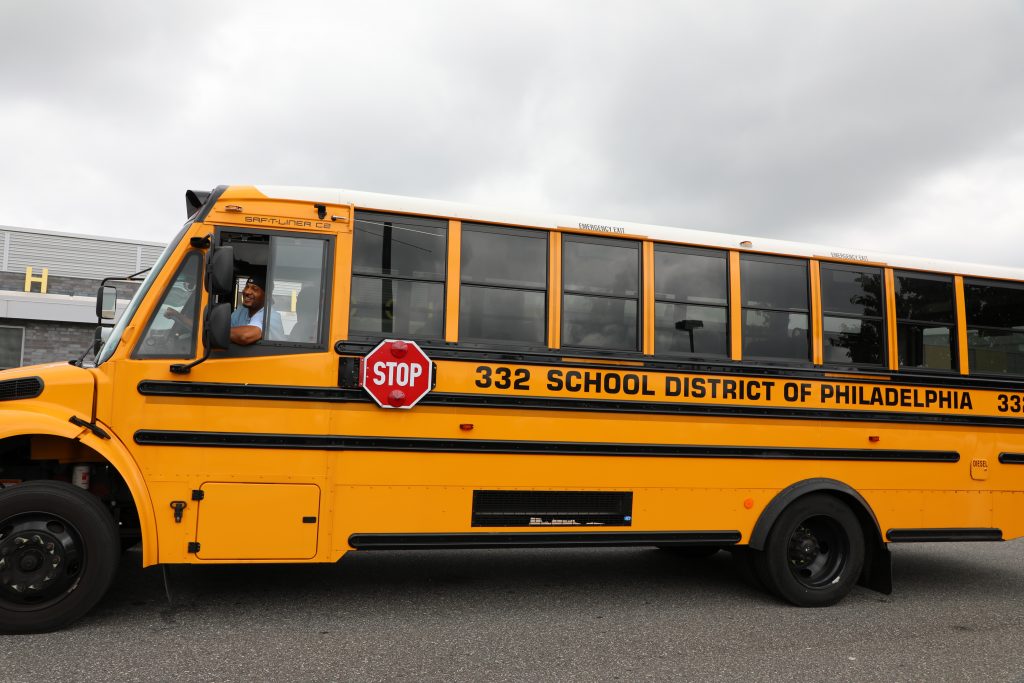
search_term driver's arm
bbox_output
[230,325,262,346]
[164,308,193,326]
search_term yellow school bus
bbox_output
[2,184,1024,631]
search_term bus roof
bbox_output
[253,185,1024,282]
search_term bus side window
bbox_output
[263,236,328,345]
[349,211,447,339]
[653,245,728,357]
[740,255,810,362]
[460,224,547,346]
[561,235,641,352]
[820,263,885,367]
[894,272,957,371]
[965,279,1024,376]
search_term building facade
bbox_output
[0,226,166,369]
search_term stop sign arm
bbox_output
[358,339,435,409]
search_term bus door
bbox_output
[103,227,337,561]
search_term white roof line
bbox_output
[254,185,1024,281]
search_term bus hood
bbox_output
[0,362,95,434]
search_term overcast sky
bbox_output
[2,1,1023,267]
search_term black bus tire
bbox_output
[754,494,864,607]
[0,481,120,633]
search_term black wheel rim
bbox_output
[785,515,849,589]
[0,513,86,611]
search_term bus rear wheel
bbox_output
[754,494,864,607]
[0,481,119,633]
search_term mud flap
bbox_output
[858,541,893,594]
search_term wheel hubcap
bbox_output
[785,517,848,588]
[0,515,83,605]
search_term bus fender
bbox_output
[77,421,159,567]
[0,410,158,568]
[748,477,892,595]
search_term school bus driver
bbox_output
[229,272,283,346]
[2,184,1024,632]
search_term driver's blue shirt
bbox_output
[230,306,285,341]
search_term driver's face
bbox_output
[242,281,265,311]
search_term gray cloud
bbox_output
[1,1,1023,267]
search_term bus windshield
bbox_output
[95,223,189,365]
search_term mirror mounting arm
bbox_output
[170,346,212,375]
[190,234,212,250]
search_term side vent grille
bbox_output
[0,377,43,402]
[472,490,633,527]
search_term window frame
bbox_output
[652,243,730,359]
[458,222,549,348]
[818,261,887,369]
[739,253,812,365]
[560,233,643,354]
[893,269,959,374]
[347,210,448,343]
[212,226,335,359]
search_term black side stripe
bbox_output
[348,531,741,550]
[132,430,959,462]
[139,380,351,402]
[137,380,1024,429]
[998,453,1024,464]
[886,528,1003,542]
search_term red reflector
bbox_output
[460,423,474,431]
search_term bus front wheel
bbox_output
[754,494,865,607]
[0,481,120,633]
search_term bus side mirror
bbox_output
[208,246,235,297]
[207,302,231,350]
[96,286,117,320]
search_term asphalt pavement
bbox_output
[3,541,1024,682]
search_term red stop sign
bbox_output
[361,339,433,409]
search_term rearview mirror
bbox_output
[207,302,231,350]
[96,285,117,320]
[208,246,235,297]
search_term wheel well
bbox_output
[749,478,892,595]
[0,434,142,547]
[749,479,880,548]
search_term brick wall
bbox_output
[1,318,96,367]
[0,272,144,369]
